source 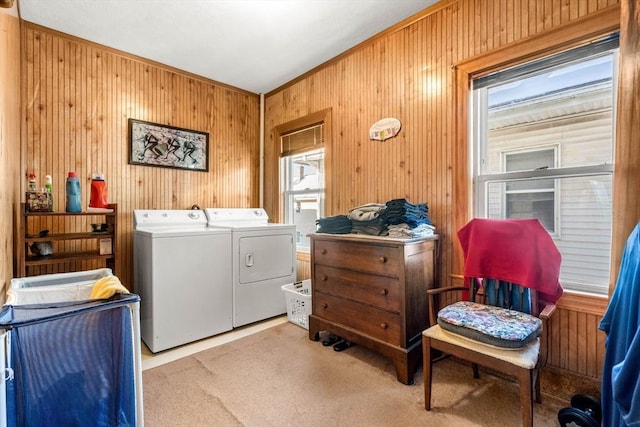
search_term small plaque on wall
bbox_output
[99,238,112,255]
[369,117,401,141]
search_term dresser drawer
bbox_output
[313,239,400,277]
[314,265,400,313]
[314,292,401,346]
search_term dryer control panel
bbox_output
[205,208,269,226]
[133,209,208,228]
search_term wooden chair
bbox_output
[422,218,562,427]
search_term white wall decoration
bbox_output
[369,117,401,141]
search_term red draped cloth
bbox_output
[457,218,563,303]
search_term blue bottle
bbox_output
[65,171,82,213]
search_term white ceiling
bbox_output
[17,0,438,94]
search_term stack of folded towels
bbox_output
[315,215,353,234]
[384,198,431,227]
[315,198,435,237]
[347,203,388,236]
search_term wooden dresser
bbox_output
[308,233,438,384]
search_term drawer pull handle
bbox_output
[321,249,327,255]
[380,289,388,296]
[322,303,328,309]
[320,274,328,281]
[378,256,387,263]
[380,322,388,329]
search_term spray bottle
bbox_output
[45,174,53,203]
[28,173,37,191]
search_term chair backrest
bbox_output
[458,218,563,306]
[468,277,540,316]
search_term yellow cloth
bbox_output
[90,276,129,299]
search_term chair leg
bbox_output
[534,369,542,404]
[472,363,479,379]
[422,336,433,411]
[518,368,534,427]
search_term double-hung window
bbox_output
[472,35,619,295]
[503,148,557,232]
[280,124,325,251]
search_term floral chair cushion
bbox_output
[437,301,542,349]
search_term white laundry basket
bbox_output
[0,269,144,427]
[281,280,312,329]
[6,268,114,305]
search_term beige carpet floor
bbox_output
[142,322,565,426]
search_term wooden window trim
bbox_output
[451,275,608,316]
[272,108,332,222]
[451,4,620,278]
[274,109,332,140]
[556,292,608,316]
[454,5,620,78]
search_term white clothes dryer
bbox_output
[205,208,296,327]
[133,209,232,352]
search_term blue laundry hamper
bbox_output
[0,270,144,427]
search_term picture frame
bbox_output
[128,118,209,172]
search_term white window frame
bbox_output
[501,147,559,235]
[281,148,325,251]
[472,38,618,295]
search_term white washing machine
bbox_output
[205,208,296,327]
[133,209,232,353]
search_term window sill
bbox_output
[556,291,608,316]
[452,274,609,316]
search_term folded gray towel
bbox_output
[347,203,386,221]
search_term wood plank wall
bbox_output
[611,0,640,289]
[10,0,635,385]
[264,0,621,381]
[20,23,261,290]
[0,8,21,303]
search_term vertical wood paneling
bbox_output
[296,252,311,282]
[611,0,640,290]
[21,23,260,290]
[265,0,621,381]
[9,0,629,385]
[0,10,21,303]
[547,293,608,377]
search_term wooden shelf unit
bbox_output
[18,203,117,277]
